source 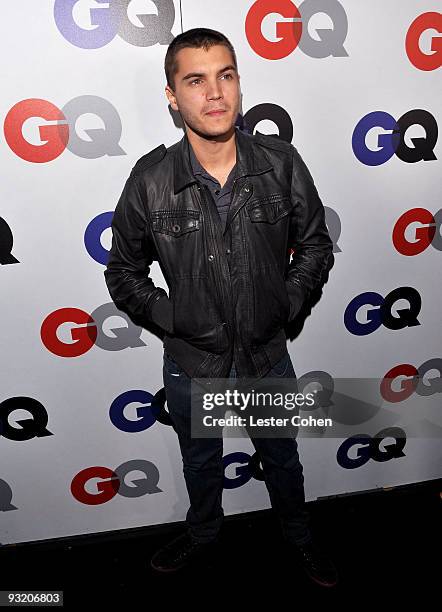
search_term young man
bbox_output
[104,28,337,587]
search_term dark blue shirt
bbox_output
[188,140,237,234]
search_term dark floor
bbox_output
[1,479,440,607]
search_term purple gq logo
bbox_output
[54,0,176,49]
[352,110,438,165]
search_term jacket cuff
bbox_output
[150,294,174,334]
[285,281,308,322]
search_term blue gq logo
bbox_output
[337,428,406,469]
[344,287,421,336]
[352,110,438,165]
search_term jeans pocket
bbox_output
[270,353,291,377]
[163,352,184,377]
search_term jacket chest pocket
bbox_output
[247,194,292,224]
[151,210,201,237]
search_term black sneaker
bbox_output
[291,540,338,587]
[150,532,218,573]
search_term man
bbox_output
[104,28,337,587]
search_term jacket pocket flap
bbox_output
[151,210,200,236]
[247,195,291,224]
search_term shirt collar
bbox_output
[188,138,239,183]
[188,140,211,177]
[173,126,273,194]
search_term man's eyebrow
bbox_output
[181,65,236,81]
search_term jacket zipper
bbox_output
[199,183,232,318]
[227,178,241,368]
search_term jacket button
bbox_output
[226,249,231,254]
[172,224,180,233]
[208,254,215,261]
[244,186,250,193]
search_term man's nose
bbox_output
[206,79,223,100]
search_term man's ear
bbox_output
[165,85,179,112]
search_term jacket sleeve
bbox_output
[104,172,173,332]
[285,146,334,322]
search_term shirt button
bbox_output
[226,249,231,254]
[208,254,215,261]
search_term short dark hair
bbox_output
[164,27,238,91]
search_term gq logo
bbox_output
[223,452,267,489]
[242,103,294,142]
[0,211,113,265]
[40,304,148,357]
[406,12,442,71]
[71,460,162,505]
[4,96,125,163]
[86,211,114,265]
[54,0,175,48]
[337,427,406,469]
[0,397,53,441]
[0,481,17,512]
[352,110,438,166]
[245,0,348,59]
[381,359,442,402]
[110,387,174,432]
[0,217,19,265]
[393,208,442,255]
[344,287,421,336]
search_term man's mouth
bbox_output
[206,109,227,116]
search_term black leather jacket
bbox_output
[104,126,333,379]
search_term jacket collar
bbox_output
[173,126,273,194]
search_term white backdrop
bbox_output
[1,1,441,545]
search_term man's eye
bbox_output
[190,74,233,85]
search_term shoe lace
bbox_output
[175,538,203,562]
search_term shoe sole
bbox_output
[150,545,218,574]
[150,558,188,573]
[303,567,338,587]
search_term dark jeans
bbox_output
[163,349,312,546]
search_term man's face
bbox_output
[165,44,241,139]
